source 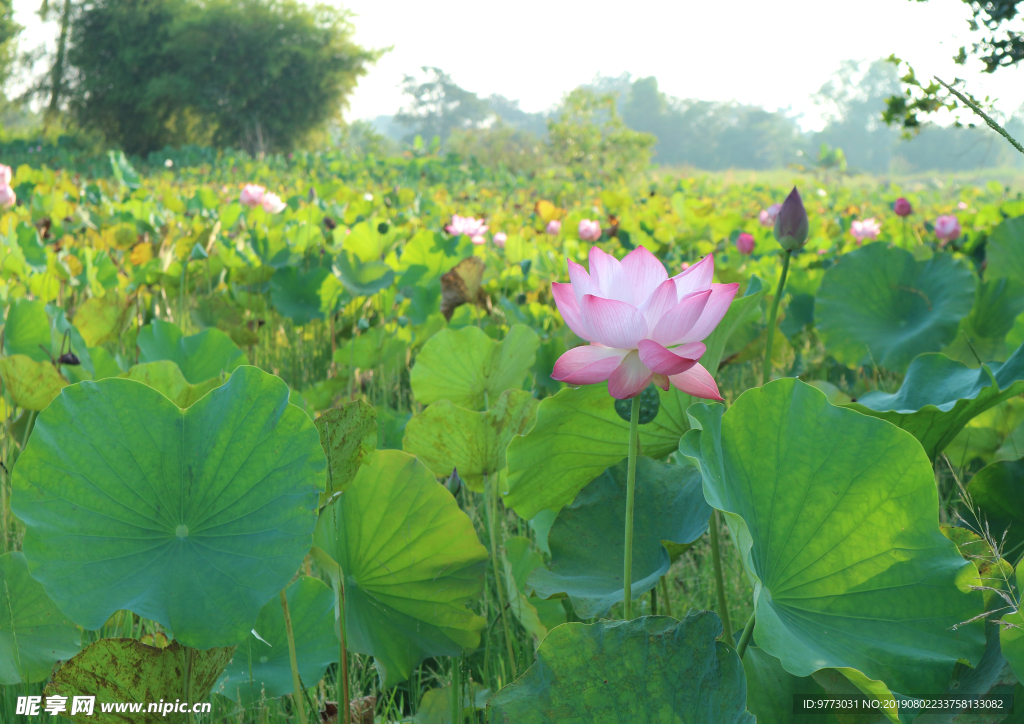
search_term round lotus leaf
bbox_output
[137,319,245,384]
[334,251,395,297]
[0,354,67,411]
[742,647,833,724]
[4,298,51,361]
[487,612,753,723]
[680,379,985,699]
[614,383,660,424]
[966,458,1024,561]
[270,265,334,324]
[403,389,538,491]
[815,244,975,372]
[848,342,1024,460]
[410,324,539,410]
[0,551,80,684]
[44,638,235,723]
[528,457,710,618]
[215,576,336,706]
[11,366,324,648]
[311,449,487,688]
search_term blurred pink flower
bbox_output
[493,232,508,248]
[759,203,782,227]
[550,247,738,401]
[546,219,562,235]
[851,218,881,242]
[261,192,287,214]
[240,184,265,207]
[736,232,755,255]
[446,215,489,241]
[0,184,16,207]
[0,165,12,186]
[578,219,602,241]
[894,198,912,217]
[957,201,969,210]
[935,215,961,242]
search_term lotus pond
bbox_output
[2,151,1024,722]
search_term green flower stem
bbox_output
[451,655,461,724]
[737,610,756,660]
[709,511,733,644]
[763,249,792,385]
[485,473,517,679]
[280,589,308,724]
[623,396,640,620]
[334,580,350,724]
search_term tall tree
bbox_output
[394,67,490,144]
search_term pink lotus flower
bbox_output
[935,215,961,242]
[493,232,507,248]
[550,247,738,401]
[851,218,881,242]
[0,184,16,207]
[0,165,12,186]
[736,232,755,255]
[261,192,287,214]
[957,201,969,210]
[546,219,562,235]
[578,219,602,241]
[894,198,912,217]
[446,215,488,245]
[759,203,782,227]
[240,184,265,207]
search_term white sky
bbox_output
[12,0,1024,131]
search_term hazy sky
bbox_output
[12,0,1024,130]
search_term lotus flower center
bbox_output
[175,524,189,539]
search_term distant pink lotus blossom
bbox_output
[240,184,266,207]
[935,215,961,242]
[546,219,562,235]
[578,219,602,241]
[0,165,12,186]
[894,198,912,217]
[0,184,16,207]
[550,248,738,400]
[493,232,507,248]
[446,215,488,245]
[851,218,881,242]
[261,192,287,214]
[759,203,782,227]
[736,232,755,255]
[957,201,969,210]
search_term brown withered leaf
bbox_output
[440,256,490,320]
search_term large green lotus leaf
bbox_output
[270,265,332,324]
[487,612,754,724]
[311,450,487,687]
[410,324,539,410]
[502,277,765,521]
[986,216,1024,285]
[4,298,51,361]
[966,458,1024,562]
[137,319,246,384]
[815,244,975,371]
[503,536,565,643]
[121,361,223,408]
[215,576,336,706]
[74,291,129,348]
[680,379,985,699]
[742,647,834,724]
[528,457,710,618]
[944,277,1024,364]
[503,384,689,519]
[0,551,80,684]
[11,366,324,648]
[847,341,1024,460]
[316,400,377,495]
[44,639,235,723]
[403,389,538,491]
[0,354,66,411]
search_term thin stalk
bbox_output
[184,646,194,724]
[623,396,640,620]
[710,511,733,643]
[659,576,673,618]
[737,611,756,659]
[450,656,461,724]
[935,76,1024,156]
[762,249,792,385]
[334,579,350,724]
[485,473,517,678]
[280,589,308,724]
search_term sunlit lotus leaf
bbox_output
[137,319,245,383]
[680,378,985,698]
[121,360,223,408]
[0,354,67,411]
[4,298,51,361]
[11,367,323,648]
